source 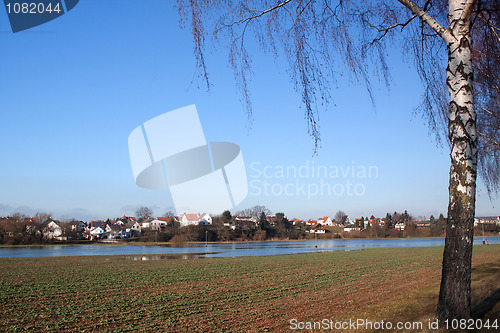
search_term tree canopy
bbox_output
[176,0,499,188]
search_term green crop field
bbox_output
[1,246,499,332]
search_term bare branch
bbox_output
[223,0,294,28]
[368,14,417,45]
[461,0,478,24]
[396,0,450,41]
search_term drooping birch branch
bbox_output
[396,0,451,42]
[223,0,294,28]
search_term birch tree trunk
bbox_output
[437,0,478,321]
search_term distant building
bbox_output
[120,216,137,223]
[43,221,66,241]
[233,216,257,229]
[368,218,384,226]
[180,213,200,227]
[127,221,142,233]
[308,223,326,234]
[150,219,168,231]
[474,216,500,226]
[289,218,303,225]
[70,220,86,232]
[105,224,126,239]
[89,227,105,240]
[306,220,317,226]
[317,216,333,226]
[89,220,106,230]
[200,213,212,225]
[395,222,406,231]
[266,216,278,225]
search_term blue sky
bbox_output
[0,0,498,221]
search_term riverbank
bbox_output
[1,245,499,332]
[0,235,452,247]
[2,230,497,248]
[2,237,500,259]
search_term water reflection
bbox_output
[0,237,498,258]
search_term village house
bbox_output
[474,216,500,226]
[232,216,258,229]
[115,220,125,226]
[88,220,106,231]
[266,216,278,225]
[89,226,105,240]
[367,218,384,227]
[150,218,169,231]
[343,225,360,232]
[344,215,354,225]
[395,222,406,231]
[317,216,333,226]
[105,223,128,239]
[123,221,142,234]
[120,215,137,223]
[43,221,66,241]
[140,220,153,230]
[180,213,200,227]
[70,220,86,232]
[306,220,317,226]
[289,218,303,225]
[199,213,212,225]
[413,220,431,227]
[308,223,326,234]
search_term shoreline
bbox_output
[0,235,498,249]
[4,234,500,247]
[0,236,451,248]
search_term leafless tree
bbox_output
[334,210,348,224]
[9,212,27,222]
[163,210,176,221]
[236,205,272,219]
[136,206,153,222]
[33,212,51,224]
[176,0,499,321]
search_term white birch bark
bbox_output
[397,0,478,321]
[437,0,478,321]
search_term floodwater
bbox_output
[1,237,498,258]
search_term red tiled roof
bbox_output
[184,213,199,221]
